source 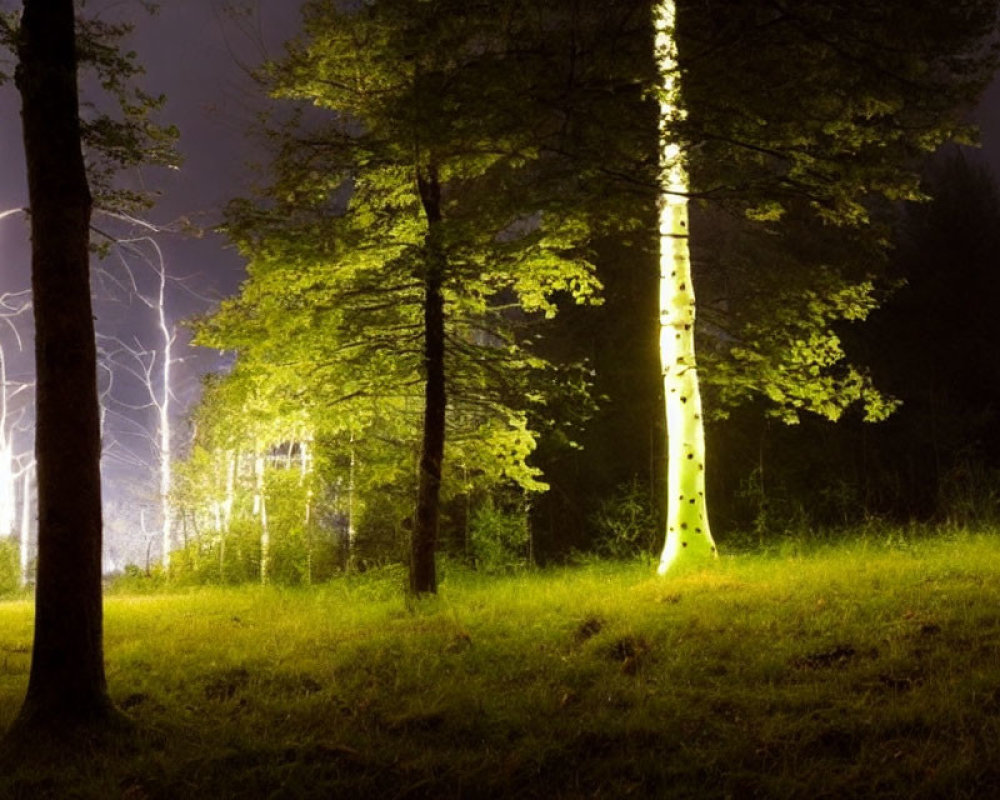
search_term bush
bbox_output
[107,562,167,594]
[469,497,530,573]
[591,479,659,560]
[0,539,20,595]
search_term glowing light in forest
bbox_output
[655,0,717,574]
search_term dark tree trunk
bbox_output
[8,0,114,735]
[411,166,446,595]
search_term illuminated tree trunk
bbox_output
[156,266,174,572]
[9,0,116,734]
[300,439,313,584]
[211,498,222,533]
[253,447,269,585]
[112,223,177,572]
[0,346,15,539]
[19,464,32,587]
[223,449,236,531]
[346,432,357,571]
[655,0,717,573]
[411,165,446,595]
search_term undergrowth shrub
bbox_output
[938,459,1000,526]
[591,479,658,560]
[469,496,530,573]
[108,562,168,594]
[0,539,19,595]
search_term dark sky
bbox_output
[1,1,1000,567]
[0,0,303,567]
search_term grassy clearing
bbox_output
[3,532,1000,797]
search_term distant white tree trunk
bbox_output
[155,260,174,571]
[347,432,356,569]
[19,464,33,587]
[655,0,717,573]
[0,346,16,539]
[0,215,33,581]
[223,449,236,531]
[98,213,180,572]
[253,446,269,584]
[300,439,313,584]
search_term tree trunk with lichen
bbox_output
[656,0,717,574]
[6,0,117,737]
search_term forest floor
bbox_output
[2,531,1000,798]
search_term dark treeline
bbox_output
[705,152,1000,538]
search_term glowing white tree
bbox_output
[19,461,33,587]
[655,0,717,573]
[96,213,184,571]
[0,212,36,586]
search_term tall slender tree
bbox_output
[655,0,715,572]
[653,0,999,571]
[7,0,114,735]
[216,0,599,594]
[1,0,175,743]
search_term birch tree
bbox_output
[655,0,715,572]
[97,217,180,571]
[0,214,36,586]
[652,0,999,572]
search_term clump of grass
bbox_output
[3,531,1000,797]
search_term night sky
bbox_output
[0,0,301,567]
[1,0,1000,568]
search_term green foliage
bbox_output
[108,562,167,594]
[187,0,614,584]
[856,154,1000,523]
[468,495,530,573]
[718,277,896,423]
[74,12,180,212]
[0,540,18,596]
[0,13,15,85]
[695,206,902,424]
[937,460,1000,528]
[679,0,999,230]
[730,465,811,546]
[591,479,659,560]
[0,4,178,211]
[263,468,322,585]
[352,484,410,568]
[702,154,1000,535]
[678,0,999,425]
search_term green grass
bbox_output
[4,532,1000,797]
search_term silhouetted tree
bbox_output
[6,0,114,738]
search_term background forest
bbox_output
[145,2,1000,588]
[0,0,998,592]
[7,1,1000,794]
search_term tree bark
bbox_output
[655,0,718,573]
[8,0,115,734]
[157,270,174,572]
[253,446,269,585]
[411,165,446,595]
[345,433,356,572]
[19,465,32,588]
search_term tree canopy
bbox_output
[196,0,611,591]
